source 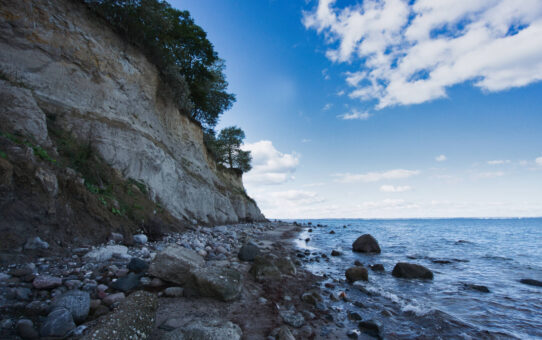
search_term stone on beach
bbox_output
[33,275,62,289]
[148,245,204,285]
[40,307,76,338]
[352,234,381,253]
[392,262,433,279]
[84,245,129,262]
[51,290,90,323]
[346,266,369,283]
[190,266,243,301]
[127,257,148,273]
[238,242,260,261]
[110,273,142,292]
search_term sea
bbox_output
[289,218,542,339]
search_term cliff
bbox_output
[0,0,264,228]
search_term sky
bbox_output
[171,0,542,219]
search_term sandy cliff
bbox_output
[0,0,264,225]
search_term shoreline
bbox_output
[0,221,347,339]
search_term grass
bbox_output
[0,131,56,163]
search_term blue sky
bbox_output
[172,0,542,218]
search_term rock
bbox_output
[102,292,126,306]
[238,242,261,261]
[51,290,91,323]
[392,263,433,279]
[352,234,381,253]
[24,301,49,316]
[17,319,38,339]
[109,232,124,243]
[162,318,242,340]
[249,256,282,281]
[127,257,149,273]
[82,291,157,340]
[347,329,361,338]
[464,284,490,293]
[64,279,83,289]
[13,287,32,301]
[40,308,76,338]
[301,291,322,305]
[23,236,49,250]
[111,273,141,292]
[133,234,148,244]
[33,275,62,289]
[331,250,342,256]
[190,266,243,301]
[275,257,297,276]
[35,167,58,196]
[358,320,381,339]
[84,245,129,262]
[520,279,542,287]
[345,267,369,283]
[164,287,184,297]
[329,230,336,234]
[277,325,296,340]
[348,311,362,321]
[148,245,204,285]
[369,264,385,272]
[280,309,305,328]
[150,278,165,287]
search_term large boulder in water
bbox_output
[392,262,433,279]
[148,245,204,285]
[345,266,369,283]
[352,234,381,253]
[520,279,542,287]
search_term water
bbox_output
[290,218,542,339]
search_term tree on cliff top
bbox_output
[205,127,252,173]
[83,0,235,128]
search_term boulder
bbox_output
[82,291,157,340]
[238,242,260,261]
[464,284,490,293]
[392,263,433,279]
[40,308,76,338]
[103,292,126,306]
[369,264,385,272]
[17,319,38,339]
[111,273,142,292]
[133,234,148,244]
[331,250,342,256]
[346,267,369,283]
[249,256,282,282]
[164,287,184,297]
[51,290,90,323]
[33,275,62,289]
[352,234,381,253]
[358,320,381,339]
[148,246,204,285]
[127,257,148,273]
[520,279,542,287]
[161,318,242,340]
[277,325,296,340]
[190,267,243,301]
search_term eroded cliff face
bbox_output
[0,0,264,224]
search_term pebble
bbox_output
[133,234,148,244]
[164,287,184,297]
[103,292,125,306]
[33,275,62,289]
[17,319,38,339]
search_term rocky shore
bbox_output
[0,222,350,339]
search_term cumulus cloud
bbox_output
[487,159,511,165]
[435,154,447,162]
[333,169,419,183]
[380,184,412,192]
[337,109,371,120]
[536,156,542,165]
[241,141,299,185]
[303,0,542,109]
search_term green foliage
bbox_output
[0,150,6,159]
[83,0,235,128]
[206,126,252,173]
[0,131,56,163]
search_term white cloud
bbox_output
[435,154,447,162]
[380,184,412,192]
[322,68,331,80]
[536,156,542,165]
[250,189,325,218]
[337,90,346,96]
[487,159,511,165]
[303,0,542,109]
[241,141,299,185]
[333,169,419,183]
[474,171,505,179]
[337,109,371,120]
[322,103,333,110]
